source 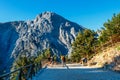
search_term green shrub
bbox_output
[117,46,120,50]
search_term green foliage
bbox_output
[34,55,43,64]
[71,52,81,62]
[53,55,57,62]
[99,13,120,44]
[11,48,51,79]
[99,30,109,43]
[36,48,51,61]
[11,55,34,80]
[43,48,51,59]
[104,14,120,35]
[117,46,120,50]
[71,29,97,62]
[34,48,51,63]
[65,55,70,63]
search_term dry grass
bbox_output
[88,42,120,72]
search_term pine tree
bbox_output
[99,13,120,44]
[71,29,97,62]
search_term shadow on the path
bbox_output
[34,66,120,80]
[37,65,48,74]
[38,67,120,80]
[102,55,120,72]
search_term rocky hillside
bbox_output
[88,42,120,72]
[0,11,84,73]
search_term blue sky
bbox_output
[0,0,120,30]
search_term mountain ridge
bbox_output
[0,11,85,73]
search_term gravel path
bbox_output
[33,64,120,80]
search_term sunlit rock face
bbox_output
[0,11,85,73]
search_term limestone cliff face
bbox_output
[0,11,84,72]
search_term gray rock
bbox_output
[0,11,85,73]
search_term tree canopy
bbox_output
[99,13,120,44]
[71,13,120,63]
[71,29,97,62]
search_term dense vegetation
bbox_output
[99,13,120,44]
[11,48,51,79]
[71,13,120,62]
[71,29,97,62]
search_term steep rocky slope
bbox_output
[0,11,84,73]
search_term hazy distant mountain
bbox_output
[0,11,85,73]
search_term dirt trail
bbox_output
[33,64,120,80]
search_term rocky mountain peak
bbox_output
[0,12,85,73]
[34,11,54,23]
